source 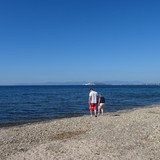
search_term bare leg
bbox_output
[101,108,104,115]
[90,110,93,117]
[98,105,100,115]
[94,109,97,117]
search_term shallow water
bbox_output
[0,85,160,124]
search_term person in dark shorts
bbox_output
[98,94,105,115]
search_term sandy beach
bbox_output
[1,105,160,160]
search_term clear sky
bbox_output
[0,0,160,85]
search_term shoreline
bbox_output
[1,104,160,159]
[0,113,86,129]
[0,104,157,129]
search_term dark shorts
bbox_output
[90,103,97,111]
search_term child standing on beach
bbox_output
[98,94,105,115]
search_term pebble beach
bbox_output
[1,105,160,160]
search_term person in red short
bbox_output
[88,89,98,117]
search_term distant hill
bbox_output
[5,81,160,86]
[83,81,145,85]
[39,81,142,85]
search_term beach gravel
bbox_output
[1,105,160,160]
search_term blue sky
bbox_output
[0,0,160,85]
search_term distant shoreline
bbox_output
[0,83,160,86]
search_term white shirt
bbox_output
[89,91,98,103]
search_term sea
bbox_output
[0,85,160,126]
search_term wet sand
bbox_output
[1,105,160,160]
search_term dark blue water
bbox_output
[0,85,160,125]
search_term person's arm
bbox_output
[97,93,99,104]
[98,97,100,105]
[88,95,92,104]
[88,96,91,109]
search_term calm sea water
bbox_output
[0,85,160,125]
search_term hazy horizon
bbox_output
[0,80,160,86]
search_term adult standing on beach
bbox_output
[88,89,98,117]
[98,94,105,115]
